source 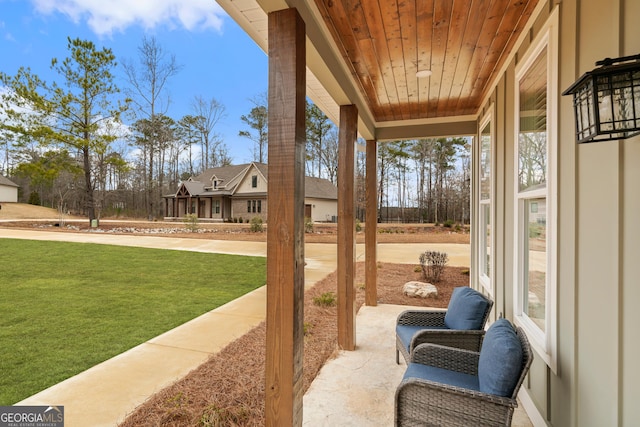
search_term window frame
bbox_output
[513,10,558,373]
[477,108,495,296]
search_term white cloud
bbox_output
[30,0,226,36]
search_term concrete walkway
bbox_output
[0,228,473,426]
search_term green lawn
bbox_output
[0,238,266,405]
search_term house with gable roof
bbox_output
[162,162,337,222]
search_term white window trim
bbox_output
[513,8,558,373]
[478,108,495,296]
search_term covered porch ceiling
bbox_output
[217,0,541,140]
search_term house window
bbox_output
[251,175,258,188]
[514,13,557,372]
[257,200,262,213]
[247,201,251,213]
[214,200,220,214]
[477,111,493,295]
[213,180,218,189]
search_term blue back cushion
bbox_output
[444,287,490,330]
[478,319,523,397]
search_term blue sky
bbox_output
[0,0,268,163]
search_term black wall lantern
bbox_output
[562,54,640,143]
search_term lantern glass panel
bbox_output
[597,76,614,131]
[612,73,633,129]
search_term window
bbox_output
[251,175,258,188]
[247,201,251,213]
[257,200,262,213]
[214,200,220,214]
[477,111,494,295]
[513,13,557,372]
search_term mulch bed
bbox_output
[119,263,469,426]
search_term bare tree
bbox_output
[123,36,181,218]
[191,95,226,170]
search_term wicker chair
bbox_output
[396,286,494,364]
[394,319,533,427]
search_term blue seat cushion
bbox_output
[478,318,523,397]
[396,324,448,352]
[444,287,490,330]
[404,363,480,392]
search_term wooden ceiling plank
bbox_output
[456,0,509,111]
[359,0,401,120]
[397,0,421,120]
[416,0,435,116]
[464,0,537,111]
[378,0,411,121]
[437,0,473,116]
[427,0,453,118]
[314,0,379,110]
[444,0,492,114]
[358,37,391,111]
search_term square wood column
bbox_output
[265,8,306,427]
[337,104,357,350]
[365,139,378,306]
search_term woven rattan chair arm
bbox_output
[410,343,480,375]
[410,329,485,353]
[396,309,447,327]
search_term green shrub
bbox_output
[419,250,449,283]
[250,216,264,232]
[355,218,362,232]
[313,291,337,307]
[305,217,314,233]
[443,219,455,228]
[183,214,199,232]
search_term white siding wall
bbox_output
[305,198,337,222]
[0,185,18,202]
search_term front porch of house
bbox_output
[303,303,534,426]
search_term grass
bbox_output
[0,239,266,405]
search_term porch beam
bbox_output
[365,139,378,306]
[337,104,357,350]
[265,8,306,427]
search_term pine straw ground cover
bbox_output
[119,262,469,426]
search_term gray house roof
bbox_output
[0,176,19,187]
[169,162,337,200]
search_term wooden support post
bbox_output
[365,139,378,306]
[265,8,306,427]
[337,104,357,351]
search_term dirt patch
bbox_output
[119,263,468,426]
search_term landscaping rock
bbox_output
[403,281,438,298]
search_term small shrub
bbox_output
[183,214,199,232]
[303,321,312,336]
[355,218,362,232]
[304,217,314,233]
[443,219,455,228]
[200,404,248,426]
[250,216,264,232]
[413,265,422,273]
[313,291,337,307]
[238,217,243,224]
[419,250,449,283]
